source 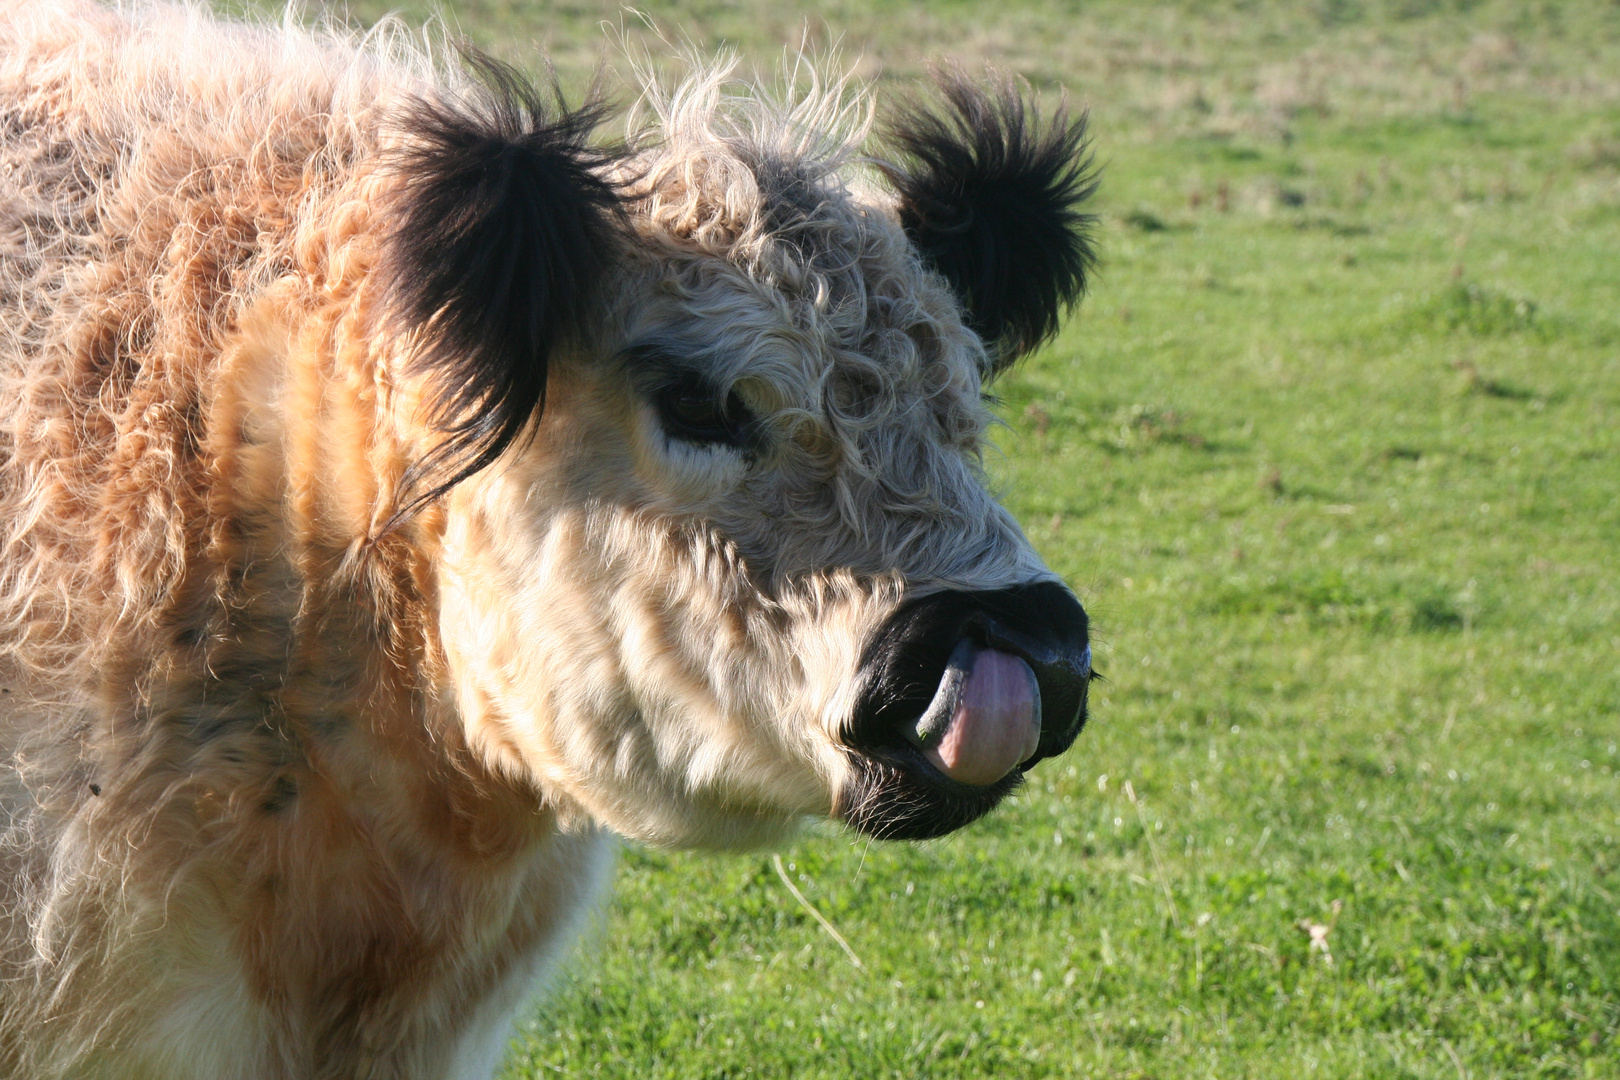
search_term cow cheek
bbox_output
[435,490,838,845]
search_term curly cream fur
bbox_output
[0,3,1062,1077]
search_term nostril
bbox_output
[1021,645,1090,767]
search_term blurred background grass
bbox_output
[235,2,1620,1075]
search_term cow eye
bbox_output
[655,380,752,448]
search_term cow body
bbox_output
[1,6,617,1074]
[0,3,1097,1077]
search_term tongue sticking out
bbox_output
[909,641,1042,787]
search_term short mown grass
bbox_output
[248,1,1619,1075]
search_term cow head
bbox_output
[379,55,1098,847]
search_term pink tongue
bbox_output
[925,649,1041,787]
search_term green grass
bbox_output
[256,2,1618,1075]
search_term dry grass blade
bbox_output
[1124,779,1181,932]
[772,854,865,969]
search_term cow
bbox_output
[0,2,1097,1076]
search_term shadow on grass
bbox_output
[1202,567,1473,633]
[1449,358,1539,401]
[1018,399,1227,456]
[1400,279,1603,348]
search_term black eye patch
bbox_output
[654,376,755,449]
[620,338,760,452]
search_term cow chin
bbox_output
[838,749,1026,841]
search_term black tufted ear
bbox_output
[378,49,625,517]
[881,66,1099,371]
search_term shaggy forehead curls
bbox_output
[379,49,1097,524]
[0,4,1097,1077]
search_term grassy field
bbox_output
[252,1,1619,1075]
